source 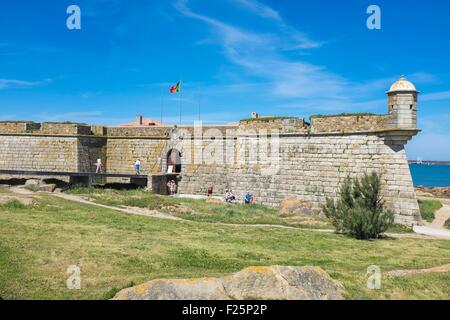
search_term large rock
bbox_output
[38,183,57,192]
[23,179,56,192]
[24,179,41,192]
[112,266,345,300]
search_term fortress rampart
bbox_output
[0,77,423,225]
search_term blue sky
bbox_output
[0,0,450,160]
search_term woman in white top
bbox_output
[95,158,102,173]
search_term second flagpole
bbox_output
[179,80,182,125]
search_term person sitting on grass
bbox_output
[225,189,236,204]
[244,191,254,204]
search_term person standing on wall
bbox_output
[134,159,141,175]
[95,158,103,173]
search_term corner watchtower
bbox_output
[387,76,419,129]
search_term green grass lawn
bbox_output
[66,187,333,229]
[418,199,443,223]
[0,190,449,300]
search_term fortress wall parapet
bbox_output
[0,121,40,133]
[239,117,308,133]
[310,114,389,133]
[106,126,171,137]
[39,123,93,135]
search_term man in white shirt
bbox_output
[134,159,141,175]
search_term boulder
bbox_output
[25,179,40,186]
[38,183,57,193]
[24,179,41,192]
[112,266,345,300]
[24,179,56,192]
[206,197,223,204]
[278,197,320,217]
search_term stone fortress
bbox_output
[0,76,422,225]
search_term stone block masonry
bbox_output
[0,135,78,172]
[0,121,421,225]
[175,131,420,225]
[0,77,423,225]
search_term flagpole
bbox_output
[198,92,202,121]
[179,80,182,125]
[160,86,164,125]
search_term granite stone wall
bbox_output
[0,122,40,133]
[77,137,107,173]
[0,135,78,171]
[311,115,388,133]
[174,131,420,225]
[106,138,167,175]
[0,119,421,225]
[239,118,307,133]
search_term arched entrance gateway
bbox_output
[167,148,182,173]
[150,148,182,195]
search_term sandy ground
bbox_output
[413,202,450,239]
[432,204,450,228]
[386,263,450,276]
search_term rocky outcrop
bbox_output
[112,266,345,300]
[24,179,56,192]
[415,186,450,199]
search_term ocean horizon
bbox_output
[409,163,450,188]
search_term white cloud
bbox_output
[174,0,344,101]
[174,0,447,128]
[422,91,450,102]
[230,0,282,21]
[0,78,51,90]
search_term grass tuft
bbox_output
[418,200,443,223]
[0,199,28,210]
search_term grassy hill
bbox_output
[0,187,449,300]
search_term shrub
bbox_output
[445,218,450,230]
[418,199,442,223]
[323,172,394,240]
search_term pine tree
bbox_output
[323,172,394,240]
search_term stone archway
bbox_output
[167,148,182,173]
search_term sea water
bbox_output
[409,163,450,187]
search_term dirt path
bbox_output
[412,203,450,240]
[432,204,450,228]
[386,263,450,276]
[44,193,438,238]
[51,192,183,221]
[49,193,310,230]
[4,187,448,240]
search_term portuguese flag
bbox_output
[170,81,181,94]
